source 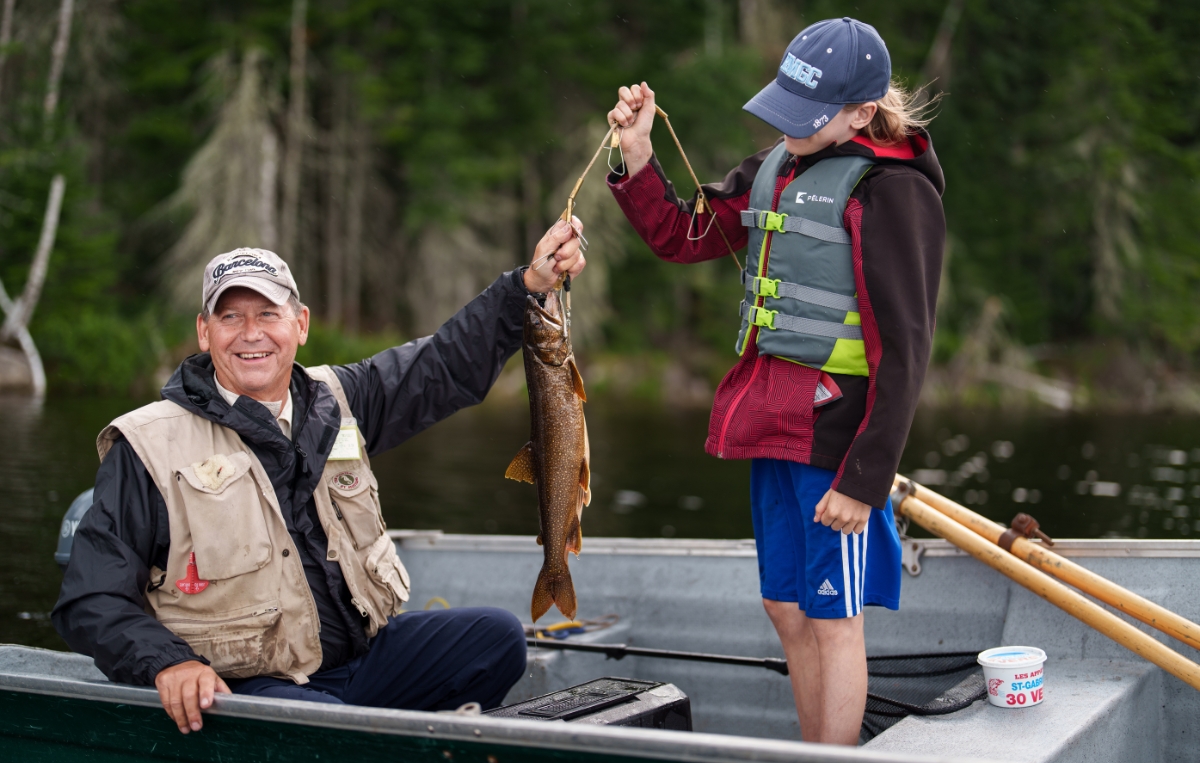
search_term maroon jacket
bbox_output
[607,132,945,508]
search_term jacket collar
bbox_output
[781,127,946,196]
[161,354,340,463]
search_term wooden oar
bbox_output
[892,489,1200,691]
[896,475,1200,653]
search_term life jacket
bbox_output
[96,365,409,684]
[735,142,874,376]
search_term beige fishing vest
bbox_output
[96,365,410,684]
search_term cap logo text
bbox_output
[781,53,822,90]
[213,257,279,281]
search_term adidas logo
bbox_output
[817,579,838,596]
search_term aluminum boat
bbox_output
[4,525,1197,762]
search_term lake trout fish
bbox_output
[505,291,590,622]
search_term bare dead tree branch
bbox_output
[0,0,15,106]
[325,73,348,325]
[2,174,65,343]
[279,0,307,265]
[259,130,279,249]
[919,0,964,102]
[43,0,73,121]
[0,277,46,396]
[343,122,367,332]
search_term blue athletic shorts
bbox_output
[750,459,902,618]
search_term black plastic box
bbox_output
[484,677,692,730]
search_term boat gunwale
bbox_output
[0,646,986,763]
[390,531,1200,558]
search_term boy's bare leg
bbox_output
[763,599,822,741]
[808,614,867,745]
[765,599,867,745]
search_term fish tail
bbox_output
[531,566,577,622]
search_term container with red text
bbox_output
[977,646,1047,708]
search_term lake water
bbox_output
[2,393,1198,650]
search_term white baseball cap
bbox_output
[201,248,300,315]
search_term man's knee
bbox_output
[478,607,527,671]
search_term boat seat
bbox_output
[864,658,1161,763]
[0,645,111,684]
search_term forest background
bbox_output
[0,0,1198,410]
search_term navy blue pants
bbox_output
[230,607,526,710]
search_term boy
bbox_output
[606,18,945,744]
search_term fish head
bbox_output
[524,293,571,365]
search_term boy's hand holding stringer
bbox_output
[607,82,657,177]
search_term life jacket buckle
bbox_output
[751,277,781,298]
[758,211,787,232]
[749,306,779,330]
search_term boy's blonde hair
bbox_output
[846,80,940,146]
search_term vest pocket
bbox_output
[327,468,385,550]
[176,452,273,581]
[158,600,282,678]
[364,533,410,615]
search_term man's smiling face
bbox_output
[197,287,309,401]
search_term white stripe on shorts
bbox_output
[852,531,861,616]
[860,521,870,615]
[840,532,853,618]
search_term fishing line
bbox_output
[652,105,743,272]
[543,106,744,273]
[535,104,747,343]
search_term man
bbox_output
[52,219,586,734]
[606,18,944,744]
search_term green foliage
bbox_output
[33,310,161,395]
[920,0,1200,356]
[3,0,1200,395]
[295,321,405,368]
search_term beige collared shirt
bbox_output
[214,374,294,440]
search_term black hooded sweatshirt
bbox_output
[52,269,530,686]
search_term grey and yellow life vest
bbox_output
[735,143,874,376]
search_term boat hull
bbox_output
[5,533,1200,762]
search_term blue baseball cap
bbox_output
[744,17,891,138]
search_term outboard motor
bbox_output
[55,489,94,571]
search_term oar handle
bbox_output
[896,474,1200,653]
[892,490,1200,692]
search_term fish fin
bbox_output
[579,459,591,507]
[576,501,585,554]
[531,566,577,622]
[536,534,543,546]
[568,356,587,402]
[505,442,535,483]
[566,503,583,557]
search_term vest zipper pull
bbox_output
[331,499,344,520]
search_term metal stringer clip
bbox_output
[606,126,625,176]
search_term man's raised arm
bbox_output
[335,219,586,457]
